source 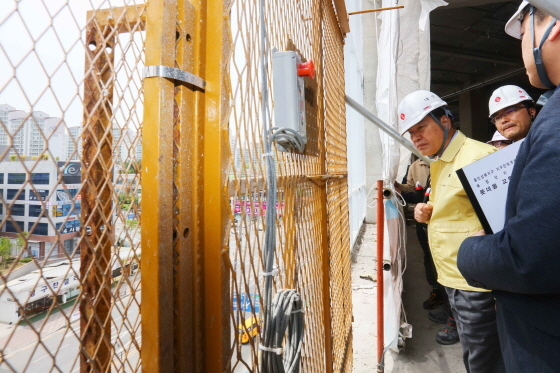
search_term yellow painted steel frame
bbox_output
[142,0,177,371]
[142,0,230,372]
[200,0,232,371]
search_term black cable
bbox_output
[260,289,304,373]
[259,131,304,373]
[257,2,305,370]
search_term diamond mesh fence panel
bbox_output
[322,5,353,372]
[227,0,352,372]
[0,1,144,372]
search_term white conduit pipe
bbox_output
[528,0,560,21]
[345,95,432,165]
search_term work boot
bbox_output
[429,305,452,324]
[423,289,446,310]
[435,318,459,345]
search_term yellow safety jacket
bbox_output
[427,131,497,291]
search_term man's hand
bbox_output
[414,203,433,223]
[472,229,486,237]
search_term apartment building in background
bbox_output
[0,160,81,259]
[0,105,142,164]
[67,126,82,161]
[0,105,67,160]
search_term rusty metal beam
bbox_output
[141,0,177,371]
[80,5,147,373]
[88,4,147,33]
[80,11,115,373]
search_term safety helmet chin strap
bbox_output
[428,110,452,158]
[531,6,558,90]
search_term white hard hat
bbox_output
[398,90,447,135]
[505,1,529,39]
[487,131,509,144]
[489,85,533,117]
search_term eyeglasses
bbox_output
[491,140,513,147]
[491,106,526,124]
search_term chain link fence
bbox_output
[0,1,144,372]
[228,0,352,372]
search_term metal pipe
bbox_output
[345,95,432,164]
[441,68,525,100]
[348,6,404,16]
[382,188,392,199]
[528,0,560,21]
[376,180,385,372]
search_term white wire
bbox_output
[392,188,407,207]
[366,184,379,209]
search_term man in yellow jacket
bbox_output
[398,90,505,373]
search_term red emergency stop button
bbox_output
[298,60,315,79]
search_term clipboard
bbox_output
[456,140,523,234]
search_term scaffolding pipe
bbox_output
[345,95,432,164]
[376,180,385,372]
[528,0,560,21]
[348,6,404,16]
[441,68,525,100]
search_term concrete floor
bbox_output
[352,223,466,373]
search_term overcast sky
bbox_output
[0,0,144,131]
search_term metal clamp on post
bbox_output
[143,65,206,90]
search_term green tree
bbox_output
[121,160,141,174]
[0,237,11,268]
[15,232,29,257]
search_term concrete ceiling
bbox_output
[429,0,546,128]
[444,0,513,9]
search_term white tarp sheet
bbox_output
[374,0,447,352]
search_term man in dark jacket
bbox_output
[457,2,560,372]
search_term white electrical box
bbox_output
[272,50,313,152]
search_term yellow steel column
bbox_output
[201,0,231,371]
[173,2,201,372]
[141,0,177,371]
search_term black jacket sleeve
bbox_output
[401,188,425,204]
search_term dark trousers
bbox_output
[496,300,560,373]
[445,287,506,373]
[416,223,438,288]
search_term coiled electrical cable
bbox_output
[269,126,306,153]
[259,128,304,373]
[260,289,304,373]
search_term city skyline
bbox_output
[0,103,142,162]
